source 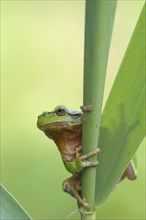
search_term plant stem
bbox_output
[81,1,117,219]
[81,212,96,220]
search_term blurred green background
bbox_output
[1,0,145,219]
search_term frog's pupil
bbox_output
[56,108,66,116]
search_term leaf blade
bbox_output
[0,184,32,219]
[95,3,145,207]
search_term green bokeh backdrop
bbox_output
[1,1,145,219]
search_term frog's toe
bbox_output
[80,148,101,160]
[84,160,99,168]
[91,161,99,166]
[84,202,90,209]
[78,198,90,209]
[95,147,101,154]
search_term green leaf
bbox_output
[0,184,32,219]
[95,3,145,207]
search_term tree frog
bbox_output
[37,105,137,208]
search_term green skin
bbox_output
[37,105,137,208]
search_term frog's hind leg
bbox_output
[117,162,137,185]
[125,163,137,180]
[62,175,90,208]
[122,162,137,180]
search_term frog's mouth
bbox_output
[37,120,81,131]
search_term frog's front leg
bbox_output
[76,147,101,168]
[78,147,100,161]
[64,147,100,174]
[63,175,90,208]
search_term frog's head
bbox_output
[37,105,83,127]
[37,105,83,140]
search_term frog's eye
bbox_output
[55,107,67,116]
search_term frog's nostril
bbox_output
[42,111,48,116]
